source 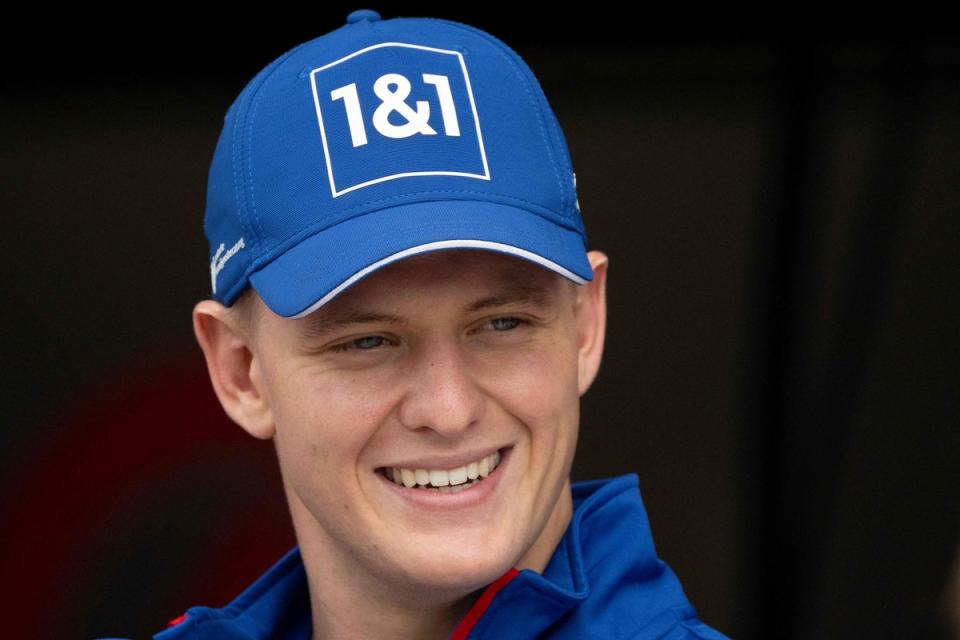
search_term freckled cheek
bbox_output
[483,345,579,423]
[271,373,399,470]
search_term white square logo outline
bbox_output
[309,42,491,198]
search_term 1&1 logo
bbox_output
[309,42,491,197]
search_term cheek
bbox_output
[267,367,400,474]
[485,334,580,427]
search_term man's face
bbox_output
[245,249,589,595]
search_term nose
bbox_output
[397,337,485,437]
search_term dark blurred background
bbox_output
[2,5,958,639]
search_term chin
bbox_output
[400,538,515,591]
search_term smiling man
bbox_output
[158,8,731,640]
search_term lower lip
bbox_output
[376,447,511,513]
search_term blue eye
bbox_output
[330,336,385,353]
[354,336,384,349]
[490,317,522,331]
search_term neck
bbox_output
[283,494,479,639]
[515,476,573,574]
[307,578,481,640]
[297,530,484,640]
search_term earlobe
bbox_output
[192,299,276,439]
[576,251,609,396]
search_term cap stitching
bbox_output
[338,189,571,223]
[217,37,325,305]
[246,96,264,242]
[244,38,320,244]
[229,105,248,257]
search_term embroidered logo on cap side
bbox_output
[309,42,490,197]
[210,237,245,294]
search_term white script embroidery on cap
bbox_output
[210,237,245,294]
[573,172,581,213]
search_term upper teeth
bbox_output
[385,450,502,488]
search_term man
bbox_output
[156,9,731,639]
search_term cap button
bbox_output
[346,9,381,23]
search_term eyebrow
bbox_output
[301,282,557,338]
[294,312,397,342]
[463,282,555,313]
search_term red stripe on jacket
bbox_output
[450,568,520,640]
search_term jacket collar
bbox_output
[450,472,696,639]
[158,473,693,639]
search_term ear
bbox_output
[575,250,609,396]
[192,298,276,439]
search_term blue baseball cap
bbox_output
[204,8,592,318]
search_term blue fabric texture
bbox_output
[131,473,730,639]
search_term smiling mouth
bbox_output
[377,449,504,494]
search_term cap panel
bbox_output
[205,36,323,304]
[204,102,252,300]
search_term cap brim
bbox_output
[248,200,593,318]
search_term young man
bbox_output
[158,9,730,639]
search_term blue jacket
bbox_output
[138,473,730,639]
